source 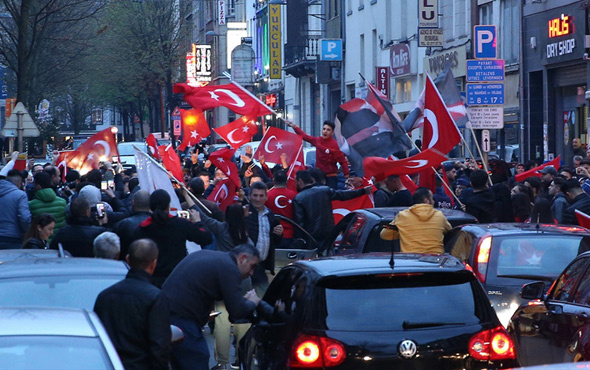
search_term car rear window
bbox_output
[492,235,589,281]
[0,336,112,369]
[0,275,125,310]
[317,272,492,331]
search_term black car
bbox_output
[445,224,590,327]
[325,207,477,255]
[509,251,590,365]
[241,253,518,369]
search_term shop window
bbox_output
[395,80,412,104]
[478,3,493,25]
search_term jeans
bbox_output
[170,317,209,370]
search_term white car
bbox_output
[116,141,147,168]
[0,307,123,369]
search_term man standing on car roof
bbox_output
[286,120,349,190]
[380,187,451,254]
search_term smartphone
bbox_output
[177,210,190,219]
[96,203,106,218]
[100,181,108,190]
[107,179,114,188]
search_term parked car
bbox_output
[0,258,129,310]
[324,207,477,256]
[273,215,319,272]
[117,141,147,169]
[241,253,519,369]
[445,223,590,327]
[0,248,70,264]
[0,307,123,369]
[509,250,590,366]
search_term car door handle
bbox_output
[287,252,299,259]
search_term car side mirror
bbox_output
[171,325,184,345]
[521,281,546,300]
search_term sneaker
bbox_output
[211,363,228,370]
[230,359,240,369]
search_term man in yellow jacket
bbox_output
[380,187,452,254]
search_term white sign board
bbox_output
[481,129,490,152]
[418,0,438,28]
[3,102,40,137]
[218,0,226,25]
[419,28,443,47]
[467,106,504,129]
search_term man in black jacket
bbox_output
[114,190,151,260]
[562,178,590,225]
[459,170,496,223]
[94,239,171,370]
[246,181,283,296]
[50,197,107,256]
[293,170,372,248]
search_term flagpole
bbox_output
[133,145,212,215]
[230,81,276,115]
[468,127,493,187]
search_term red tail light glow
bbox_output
[288,334,346,367]
[473,235,492,283]
[469,326,515,361]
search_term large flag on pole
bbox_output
[254,127,302,165]
[515,156,561,182]
[364,148,447,181]
[214,115,257,149]
[178,109,210,151]
[134,147,182,214]
[59,128,118,175]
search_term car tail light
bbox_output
[473,235,492,283]
[288,334,346,367]
[469,326,515,361]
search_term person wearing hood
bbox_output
[459,170,496,223]
[78,184,128,227]
[0,169,31,249]
[29,171,66,243]
[380,187,451,254]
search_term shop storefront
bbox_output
[522,2,588,163]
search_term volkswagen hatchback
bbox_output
[241,253,518,369]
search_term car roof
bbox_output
[294,253,466,277]
[361,207,478,222]
[460,223,590,236]
[0,249,70,263]
[0,307,97,337]
[0,258,129,278]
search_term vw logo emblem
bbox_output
[398,339,417,359]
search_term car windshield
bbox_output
[0,336,112,369]
[493,235,587,280]
[118,144,144,156]
[0,275,125,310]
[319,272,490,331]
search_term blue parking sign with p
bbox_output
[474,25,496,59]
[320,39,342,61]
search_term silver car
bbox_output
[0,307,123,369]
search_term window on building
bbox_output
[360,34,365,77]
[327,0,339,19]
[479,3,493,25]
[358,0,363,10]
[227,0,236,15]
[441,0,453,42]
[395,79,412,104]
[501,0,519,64]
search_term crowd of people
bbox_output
[2,127,590,369]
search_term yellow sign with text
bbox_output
[269,4,282,79]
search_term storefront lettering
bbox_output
[428,51,458,75]
[546,38,575,59]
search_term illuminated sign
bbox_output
[265,94,277,107]
[268,4,281,79]
[548,14,573,38]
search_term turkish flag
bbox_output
[515,156,561,182]
[158,145,185,184]
[400,175,418,195]
[178,109,210,151]
[209,148,241,189]
[62,128,118,175]
[56,150,77,181]
[422,74,461,155]
[266,187,297,238]
[364,148,447,181]
[332,193,375,224]
[146,133,161,160]
[207,178,238,212]
[214,116,257,149]
[576,210,590,229]
[287,145,306,191]
[174,82,274,117]
[254,127,302,165]
[418,168,436,193]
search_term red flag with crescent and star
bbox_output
[173,82,275,117]
[146,133,161,160]
[207,177,238,212]
[266,187,297,238]
[515,156,561,182]
[158,145,185,184]
[254,127,302,165]
[364,148,447,181]
[214,116,258,150]
[287,145,306,191]
[178,109,210,151]
[332,177,375,224]
[422,74,462,155]
[56,150,76,181]
[59,128,118,175]
[209,148,241,189]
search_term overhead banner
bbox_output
[269,4,282,79]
